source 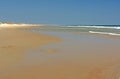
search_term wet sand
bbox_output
[0,28,120,79]
[0,28,60,70]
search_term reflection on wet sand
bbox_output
[38,48,59,54]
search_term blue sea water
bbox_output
[67,25,120,36]
[23,25,120,36]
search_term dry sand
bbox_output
[0,27,120,79]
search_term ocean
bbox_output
[23,25,120,36]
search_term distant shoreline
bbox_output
[0,23,44,28]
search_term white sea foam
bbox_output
[67,26,120,29]
[89,31,120,36]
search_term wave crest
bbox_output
[89,31,120,36]
[67,26,120,29]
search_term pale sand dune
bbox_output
[0,24,44,28]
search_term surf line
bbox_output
[89,31,120,36]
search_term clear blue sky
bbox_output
[0,0,120,25]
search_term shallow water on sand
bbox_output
[1,31,120,79]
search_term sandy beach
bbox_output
[0,26,120,79]
[0,27,60,70]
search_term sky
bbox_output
[0,0,120,25]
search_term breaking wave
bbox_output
[67,25,120,29]
[89,31,120,36]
